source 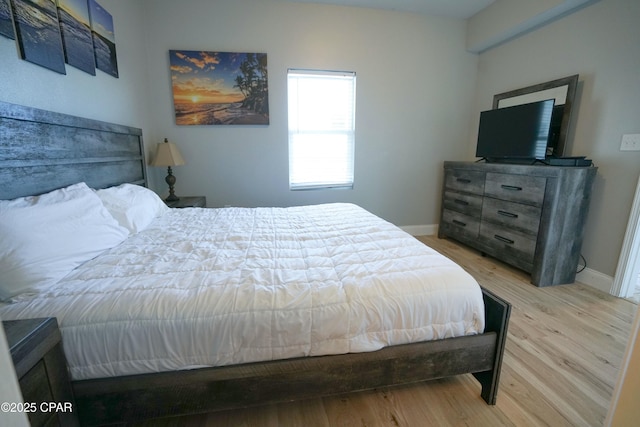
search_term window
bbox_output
[287,69,356,190]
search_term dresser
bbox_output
[439,161,597,286]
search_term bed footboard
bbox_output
[474,287,511,405]
[72,287,510,425]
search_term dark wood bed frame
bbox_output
[0,100,511,426]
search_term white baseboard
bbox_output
[400,224,438,236]
[401,223,614,295]
[576,267,614,294]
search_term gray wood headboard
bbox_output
[0,101,147,200]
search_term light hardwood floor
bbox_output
[128,236,636,427]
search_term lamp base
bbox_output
[165,166,179,202]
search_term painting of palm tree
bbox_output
[170,50,269,125]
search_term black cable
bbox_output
[576,254,587,274]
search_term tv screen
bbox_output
[475,99,555,161]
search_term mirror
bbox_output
[493,74,579,158]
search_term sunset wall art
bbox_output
[170,50,269,125]
[58,0,95,75]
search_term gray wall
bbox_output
[141,0,478,227]
[470,0,640,278]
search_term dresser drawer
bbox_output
[443,190,483,217]
[441,209,480,238]
[480,222,537,263]
[444,169,485,195]
[481,197,542,236]
[485,173,546,207]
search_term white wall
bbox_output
[0,320,29,427]
[141,0,478,226]
[467,0,598,52]
[471,0,640,278]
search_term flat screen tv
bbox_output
[475,99,555,162]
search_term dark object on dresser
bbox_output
[440,161,597,286]
[3,318,80,427]
[544,156,593,167]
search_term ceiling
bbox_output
[284,0,496,19]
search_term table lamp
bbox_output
[151,138,185,202]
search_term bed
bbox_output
[0,100,510,426]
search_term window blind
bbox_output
[288,69,356,190]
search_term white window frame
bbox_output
[287,69,356,190]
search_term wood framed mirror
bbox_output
[493,74,579,158]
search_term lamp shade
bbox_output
[151,138,185,167]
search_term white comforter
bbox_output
[0,203,484,380]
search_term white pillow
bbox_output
[96,183,169,234]
[0,182,130,301]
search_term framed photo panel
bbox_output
[169,50,269,125]
[10,0,66,74]
[89,0,117,77]
[58,0,95,75]
[0,0,14,39]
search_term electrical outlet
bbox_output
[621,134,640,151]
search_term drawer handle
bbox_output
[501,184,523,191]
[497,210,518,218]
[494,234,515,245]
[456,178,471,184]
[452,219,467,227]
[454,199,469,206]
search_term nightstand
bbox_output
[165,196,206,208]
[3,318,79,427]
